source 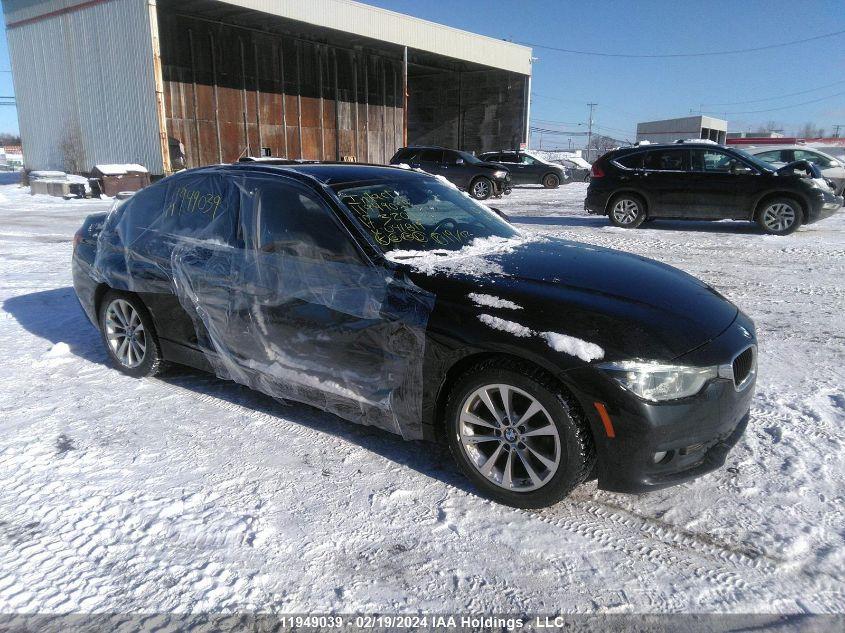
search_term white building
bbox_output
[636,116,728,145]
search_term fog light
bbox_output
[653,451,668,464]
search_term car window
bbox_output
[246,177,361,263]
[393,148,418,163]
[418,149,442,163]
[498,153,519,163]
[690,149,736,173]
[337,178,518,252]
[520,154,538,165]
[482,153,501,162]
[794,150,834,168]
[643,149,688,171]
[443,150,464,165]
[615,152,644,169]
[753,150,785,163]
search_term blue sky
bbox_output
[1,0,843,149]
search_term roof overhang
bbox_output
[189,0,533,75]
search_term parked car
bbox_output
[477,151,568,188]
[743,145,845,196]
[560,155,592,182]
[585,141,843,235]
[74,162,756,508]
[389,146,511,200]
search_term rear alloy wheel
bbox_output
[469,177,493,200]
[608,194,647,228]
[542,173,561,189]
[757,198,802,235]
[445,360,595,508]
[98,291,164,378]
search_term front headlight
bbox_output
[597,360,718,402]
[493,170,508,179]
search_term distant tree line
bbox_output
[0,133,21,146]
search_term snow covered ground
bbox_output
[0,181,843,614]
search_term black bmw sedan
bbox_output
[72,163,756,508]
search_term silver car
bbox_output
[743,145,845,195]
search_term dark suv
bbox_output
[585,142,843,235]
[390,146,511,200]
[478,151,567,188]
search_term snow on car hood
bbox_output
[397,237,738,360]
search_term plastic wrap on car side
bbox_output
[93,168,435,439]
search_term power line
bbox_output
[703,90,845,115]
[700,79,845,107]
[517,28,845,58]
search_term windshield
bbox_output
[457,151,482,164]
[337,178,518,253]
[732,148,775,172]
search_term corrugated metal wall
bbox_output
[4,0,164,173]
[408,67,527,154]
[158,10,404,165]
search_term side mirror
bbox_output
[730,161,753,175]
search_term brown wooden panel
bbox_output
[158,9,404,167]
[286,127,301,158]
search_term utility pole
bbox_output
[834,124,843,138]
[586,103,597,161]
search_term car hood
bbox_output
[399,237,738,361]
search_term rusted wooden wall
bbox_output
[158,10,404,167]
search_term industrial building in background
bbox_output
[636,115,727,145]
[2,0,532,176]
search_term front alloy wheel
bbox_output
[470,177,493,200]
[445,359,595,508]
[758,198,801,235]
[458,384,561,491]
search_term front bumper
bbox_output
[492,176,512,197]
[565,313,756,493]
[807,191,844,223]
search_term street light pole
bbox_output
[586,102,597,161]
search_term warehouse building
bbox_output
[636,116,727,145]
[3,0,532,175]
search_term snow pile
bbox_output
[468,293,523,310]
[542,332,605,362]
[43,342,70,359]
[29,171,68,180]
[478,314,533,337]
[386,235,527,277]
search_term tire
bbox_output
[445,358,595,508]
[469,177,493,200]
[542,173,561,189]
[98,290,165,378]
[756,197,802,235]
[608,193,647,229]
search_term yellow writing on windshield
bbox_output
[341,190,472,248]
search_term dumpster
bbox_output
[91,164,150,197]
